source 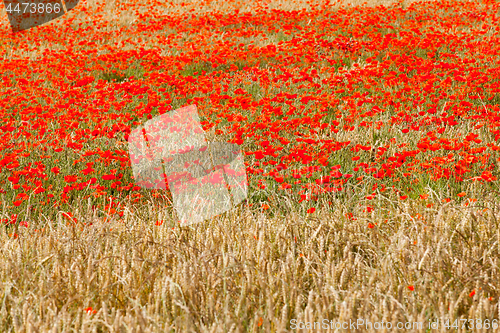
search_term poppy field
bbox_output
[1,0,500,331]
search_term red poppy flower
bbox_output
[64,175,78,183]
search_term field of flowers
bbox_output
[1,0,500,331]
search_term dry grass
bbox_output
[63,0,437,24]
[1,193,500,332]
